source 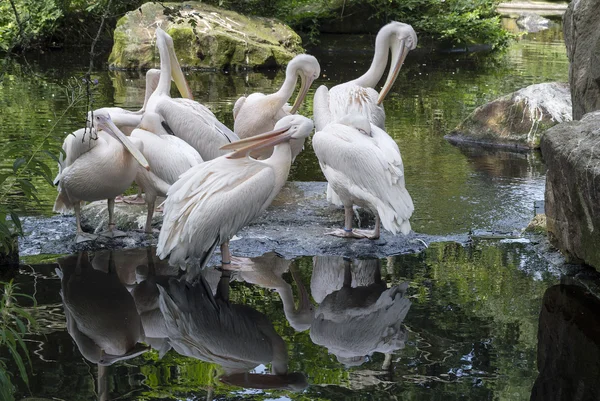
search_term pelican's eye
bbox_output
[358,128,370,136]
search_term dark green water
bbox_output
[0,24,567,235]
[11,241,559,401]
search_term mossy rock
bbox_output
[446,82,572,149]
[108,2,304,70]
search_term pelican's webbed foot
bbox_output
[75,232,99,243]
[326,228,374,239]
[99,225,127,239]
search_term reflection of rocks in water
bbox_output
[530,284,600,401]
[310,257,411,367]
[158,271,308,391]
[230,252,314,331]
[454,144,544,179]
[56,252,149,366]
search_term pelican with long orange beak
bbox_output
[53,113,150,243]
[157,115,314,269]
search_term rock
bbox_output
[516,12,552,33]
[563,0,600,120]
[530,284,600,401]
[540,111,600,269]
[446,82,572,149]
[108,2,303,70]
[524,214,547,235]
[20,182,434,259]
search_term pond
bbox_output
[3,19,594,401]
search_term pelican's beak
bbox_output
[98,344,150,366]
[289,73,315,114]
[377,40,409,105]
[164,30,193,100]
[221,125,293,159]
[98,119,151,170]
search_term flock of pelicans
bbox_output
[53,21,418,269]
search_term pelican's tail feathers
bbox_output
[53,192,73,214]
[378,187,414,236]
[198,236,220,271]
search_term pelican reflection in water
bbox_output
[158,270,308,390]
[309,256,411,367]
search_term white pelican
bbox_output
[313,22,416,206]
[124,111,203,233]
[157,114,314,268]
[158,272,308,390]
[56,252,148,365]
[309,257,411,367]
[53,114,150,243]
[146,28,239,161]
[230,252,314,331]
[312,114,413,238]
[233,54,320,160]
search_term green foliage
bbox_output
[0,280,37,401]
[0,0,63,51]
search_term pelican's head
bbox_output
[145,68,161,93]
[93,113,150,170]
[284,263,315,332]
[338,114,372,137]
[221,115,314,158]
[288,54,321,114]
[377,22,417,105]
[87,108,142,132]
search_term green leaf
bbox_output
[12,157,25,173]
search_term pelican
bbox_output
[230,252,314,331]
[309,257,411,367]
[233,54,320,160]
[56,252,148,366]
[313,22,417,206]
[312,114,413,238]
[146,28,239,161]
[53,113,150,243]
[158,271,308,390]
[157,114,314,268]
[125,111,203,233]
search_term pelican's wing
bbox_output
[157,157,276,267]
[313,85,331,131]
[232,96,246,121]
[313,123,413,234]
[161,135,204,166]
[156,99,238,161]
[54,128,100,185]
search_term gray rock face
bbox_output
[563,0,600,120]
[541,111,600,268]
[516,13,551,33]
[530,284,600,401]
[446,82,572,149]
[109,2,303,70]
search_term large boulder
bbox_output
[530,284,600,401]
[446,82,572,149]
[563,0,600,120]
[541,111,600,268]
[108,2,303,70]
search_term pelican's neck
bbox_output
[276,282,297,317]
[142,73,158,110]
[112,113,143,131]
[265,143,292,193]
[271,64,298,107]
[155,37,172,97]
[351,33,389,89]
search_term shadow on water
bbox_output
[9,240,600,400]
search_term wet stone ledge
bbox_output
[20,182,443,260]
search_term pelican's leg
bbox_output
[143,198,157,234]
[99,198,127,238]
[353,215,381,240]
[220,241,231,268]
[326,206,372,239]
[216,268,231,301]
[74,202,98,243]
